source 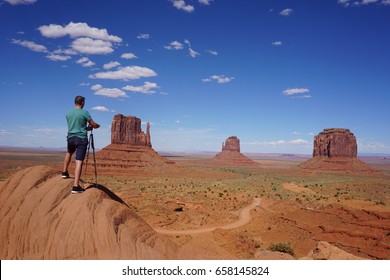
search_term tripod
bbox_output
[84,129,98,186]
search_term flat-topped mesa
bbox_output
[313,128,357,158]
[111,114,151,147]
[222,136,240,152]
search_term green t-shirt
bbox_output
[66,108,92,139]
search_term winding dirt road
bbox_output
[155,198,261,236]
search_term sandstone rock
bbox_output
[222,136,240,152]
[0,166,177,259]
[299,128,375,173]
[313,128,357,158]
[111,114,151,147]
[302,241,365,260]
[95,114,175,174]
[214,136,258,166]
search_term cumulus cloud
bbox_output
[202,75,235,84]
[93,87,128,98]
[280,8,293,16]
[103,61,121,70]
[282,87,310,95]
[76,57,95,67]
[137,33,150,40]
[123,82,159,94]
[247,139,310,146]
[164,40,184,50]
[184,39,200,58]
[170,0,194,12]
[3,0,37,5]
[272,41,283,46]
[11,39,47,53]
[121,53,138,59]
[207,50,218,56]
[89,66,157,81]
[339,0,390,6]
[38,22,122,43]
[46,54,71,61]
[71,37,114,54]
[91,84,103,91]
[199,0,213,5]
[91,106,110,112]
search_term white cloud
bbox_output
[94,87,128,98]
[280,8,293,16]
[89,66,157,81]
[164,40,184,50]
[52,48,78,55]
[282,87,310,95]
[207,50,218,56]
[188,48,200,58]
[170,0,194,12]
[272,41,283,46]
[247,139,310,146]
[123,82,159,94]
[46,54,71,61]
[79,82,90,86]
[91,106,110,112]
[103,61,121,70]
[38,22,122,43]
[76,57,95,67]
[184,39,200,58]
[91,84,103,91]
[137,33,150,40]
[3,0,37,5]
[0,129,14,136]
[338,0,390,6]
[71,37,114,54]
[202,75,235,84]
[199,0,213,5]
[11,39,47,53]
[121,53,138,59]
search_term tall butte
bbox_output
[95,114,174,173]
[299,128,375,173]
[213,136,258,166]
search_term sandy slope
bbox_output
[0,166,177,259]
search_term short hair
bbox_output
[74,95,85,105]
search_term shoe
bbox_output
[71,185,85,194]
[61,171,70,179]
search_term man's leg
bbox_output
[73,160,83,187]
[63,152,72,173]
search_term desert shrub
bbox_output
[268,242,295,256]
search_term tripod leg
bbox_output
[91,133,98,186]
[84,133,91,177]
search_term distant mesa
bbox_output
[0,166,177,259]
[213,136,259,166]
[95,114,175,173]
[111,114,151,147]
[300,128,375,173]
[313,128,357,158]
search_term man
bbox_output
[62,96,100,194]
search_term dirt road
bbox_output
[155,198,261,236]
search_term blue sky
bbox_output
[0,0,389,154]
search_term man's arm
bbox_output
[87,119,100,130]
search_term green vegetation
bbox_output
[268,242,295,257]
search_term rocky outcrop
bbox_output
[111,114,151,147]
[0,166,178,259]
[222,136,240,152]
[300,128,375,173]
[213,136,258,166]
[313,128,357,158]
[95,114,175,173]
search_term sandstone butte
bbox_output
[0,166,178,259]
[299,128,375,173]
[95,114,175,173]
[213,136,259,166]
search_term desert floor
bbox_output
[1,148,389,259]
